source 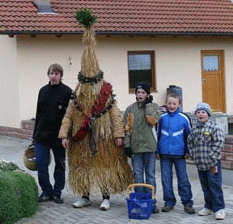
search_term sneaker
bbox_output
[184,205,196,214]
[215,209,225,220]
[152,205,160,213]
[73,198,91,208]
[53,195,64,204]
[198,208,213,216]
[38,193,53,202]
[100,199,110,211]
[161,205,174,212]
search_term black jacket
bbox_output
[33,82,72,142]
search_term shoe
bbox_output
[152,205,160,213]
[73,198,91,208]
[53,195,64,204]
[215,209,225,220]
[198,208,213,216]
[100,199,110,211]
[161,205,174,212]
[38,192,53,202]
[184,205,196,214]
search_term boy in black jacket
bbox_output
[33,64,72,204]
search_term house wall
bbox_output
[1,34,233,128]
[0,35,20,127]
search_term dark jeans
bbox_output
[132,152,156,194]
[35,139,66,197]
[198,160,225,212]
[160,157,193,207]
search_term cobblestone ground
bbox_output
[1,136,233,224]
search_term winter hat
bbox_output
[195,102,211,116]
[135,82,151,95]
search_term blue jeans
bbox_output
[35,139,66,197]
[132,152,156,194]
[198,160,225,212]
[160,157,193,207]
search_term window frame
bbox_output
[127,50,156,93]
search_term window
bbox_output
[128,51,156,93]
[203,55,219,71]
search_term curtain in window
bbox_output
[203,55,219,71]
[128,54,151,70]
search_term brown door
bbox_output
[201,50,226,112]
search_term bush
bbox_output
[0,161,20,172]
[0,161,38,224]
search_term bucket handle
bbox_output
[127,183,155,199]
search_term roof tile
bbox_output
[1,0,233,35]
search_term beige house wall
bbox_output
[1,35,233,128]
[0,35,20,127]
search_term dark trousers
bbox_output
[198,160,225,212]
[35,139,66,197]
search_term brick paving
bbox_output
[1,136,233,224]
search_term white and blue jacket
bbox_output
[157,108,191,156]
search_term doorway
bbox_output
[201,50,226,112]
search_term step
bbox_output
[0,126,33,140]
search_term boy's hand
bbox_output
[62,138,69,149]
[184,153,191,159]
[145,95,153,104]
[146,115,158,126]
[211,166,218,174]
[115,138,123,146]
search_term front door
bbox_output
[201,50,226,112]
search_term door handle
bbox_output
[202,78,206,85]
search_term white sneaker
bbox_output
[215,209,225,220]
[100,199,110,211]
[73,198,91,208]
[198,208,213,216]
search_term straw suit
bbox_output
[59,12,133,204]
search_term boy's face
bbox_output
[196,110,209,122]
[136,89,148,103]
[48,69,62,85]
[167,97,180,113]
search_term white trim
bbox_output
[179,113,191,130]
[161,129,169,136]
[173,129,184,136]
[152,127,157,141]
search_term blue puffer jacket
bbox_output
[157,108,191,156]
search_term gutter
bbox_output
[1,30,233,37]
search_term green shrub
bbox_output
[0,161,20,172]
[0,161,38,224]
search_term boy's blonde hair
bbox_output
[166,93,181,104]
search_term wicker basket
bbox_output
[23,144,52,171]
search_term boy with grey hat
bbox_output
[188,102,225,220]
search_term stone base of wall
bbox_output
[0,120,34,140]
[222,135,233,169]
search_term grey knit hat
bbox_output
[195,102,211,116]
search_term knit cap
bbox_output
[195,102,211,116]
[135,82,151,95]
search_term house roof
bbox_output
[1,0,233,36]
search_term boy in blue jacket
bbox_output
[157,93,195,214]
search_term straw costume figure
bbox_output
[59,9,133,211]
